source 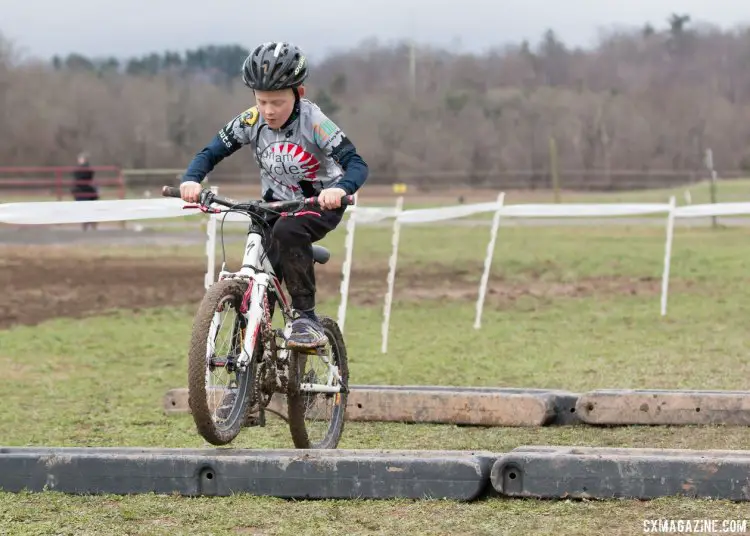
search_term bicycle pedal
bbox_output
[242,410,266,428]
[242,416,261,428]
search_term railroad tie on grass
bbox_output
[5,445,750,501]
[0,446,496,501]
[491,445,750,501]
[341,386,579,427]
[576,389,750,426]
[163,386,582,427]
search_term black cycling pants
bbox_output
[266,206,345,311]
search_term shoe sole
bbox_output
[286,337,329,352]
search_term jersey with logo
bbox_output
[182,98,367,202]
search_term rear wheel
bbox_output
[187,279,260,446]
[286,316,349,449]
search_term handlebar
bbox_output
[161,185,355,213]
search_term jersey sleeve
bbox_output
[309,106,369,195]
[181,106,260,184]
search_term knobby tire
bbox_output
[188,279,258,446]
[286,316,349,449]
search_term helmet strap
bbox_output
[280,87,302,130]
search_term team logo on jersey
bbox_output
[259,142,320,191]
[239,106,259,127]
[313,119,340,147]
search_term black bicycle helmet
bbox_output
[242,41,308,91]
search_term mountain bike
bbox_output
[162,185,352,449]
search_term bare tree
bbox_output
[4,20,750,189]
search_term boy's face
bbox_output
[255,87,305,130]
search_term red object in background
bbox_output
[0,166,125,201]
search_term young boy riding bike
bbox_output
[179,41,368,350]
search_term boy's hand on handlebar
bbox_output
[180,181,202,203]
[318,187,348,210]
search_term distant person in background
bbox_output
[71,152,99,231]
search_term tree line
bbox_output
[2,14,750,191]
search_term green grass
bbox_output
[490,178,750,205]
[361,177,750,206]
[3,224,750,533]
[558,177,750,205]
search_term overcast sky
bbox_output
[2,0,749,61]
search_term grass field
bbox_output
[2,217,750,534]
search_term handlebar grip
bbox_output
[162,186,182,198]
[304,194,355,207]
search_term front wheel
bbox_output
[187,279,260,446]
[286,316,349,449]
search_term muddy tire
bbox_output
[286,316,349,449]
[188,279,258,446]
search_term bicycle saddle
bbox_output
[312,245,330,265]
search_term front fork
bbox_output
[237,274,271,368]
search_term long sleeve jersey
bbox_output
[181,98,368,202]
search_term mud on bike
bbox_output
[162,185,352,449]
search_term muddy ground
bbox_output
[0,227,673,330]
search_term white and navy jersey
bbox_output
[182,98,368,202]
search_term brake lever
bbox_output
[186,190,220,214]
[199,189,215,207]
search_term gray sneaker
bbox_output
[286,315,328,350]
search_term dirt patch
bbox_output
[0,246,682,329]
[335,270,677,307]
[0,250,208,329]
[1,359,33,381]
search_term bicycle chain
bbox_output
[254,292,280,407]
[265,292,291,393]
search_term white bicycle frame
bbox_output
[208,221,344,394]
